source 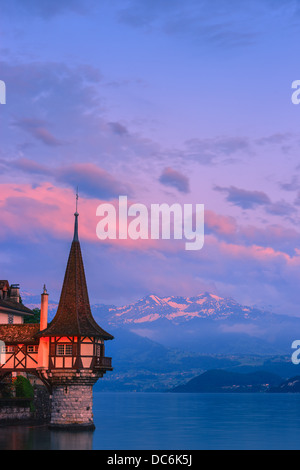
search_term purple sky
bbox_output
[1,0,300,315]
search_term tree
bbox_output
[24,308,40,324]
[14,376,34,399]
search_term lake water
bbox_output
[1,392,300,450]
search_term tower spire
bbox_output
[38,194,113,340]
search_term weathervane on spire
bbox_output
[75,186,79,215]
[74,187,79,241]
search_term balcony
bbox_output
[94,356,112,370]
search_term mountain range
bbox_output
[94,293,270,325]
[91,293,300,355]
[21,291,300,390]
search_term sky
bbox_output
[1,0,300,315]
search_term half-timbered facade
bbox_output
[47,336,109,370]
[0,324,39,373]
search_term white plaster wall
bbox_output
[0,313,24,324]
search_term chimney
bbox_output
[40,285,49,331]
[10,284,20,303]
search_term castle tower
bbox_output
[38,209,113,430]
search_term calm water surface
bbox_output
[1,392,300,450]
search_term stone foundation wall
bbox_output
[0,386,51,425]
[50,384,94,429]
[0,399,32,424]
[0,372,101,429]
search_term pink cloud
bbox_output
[0,183,299,263]
[205,210,237,237]
[13,118,64,147]
[0,183,175,251]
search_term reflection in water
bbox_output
[50,429,94,450]
[2,393,300,450]
[0,425,94,450]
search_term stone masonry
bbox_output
[50,385,94,429]
[0,399,31,423]
[46,371,102,430]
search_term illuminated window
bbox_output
[56,344,64,356]
[56,344,73,356]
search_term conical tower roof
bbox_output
[39,212,113,340]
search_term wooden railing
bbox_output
[95,356,112,369]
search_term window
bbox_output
[27,345,38,353]
[5,346,15,353]
[56,344,73,356]
[65,344,73,356]
[8,314,13,324]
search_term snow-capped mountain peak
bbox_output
[97,293,267,326]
